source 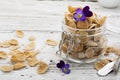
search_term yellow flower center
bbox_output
[77,14,82,18]
[64,68,67,72]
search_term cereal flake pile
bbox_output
[0,30,52,74]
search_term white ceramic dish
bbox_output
[98,0,120,8]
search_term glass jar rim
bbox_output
[62,20,106,32]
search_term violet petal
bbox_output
[83,6,89,14]
[85,11,93,17]
[65,64,70,68]
[57,63,63,68]
[76,8,82,13]
[60,60,65,66]
[80,14,86,21]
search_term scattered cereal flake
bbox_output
[24,50,39,58]
[94,59,112,71]
[99,16,107,26]
[24,42,35,51]
[16,30,24,38]
[28,36,36,41]
[9,50,22,56]
[67,20,76,28]
[86,40,98,47]
[73,43,83,52]
[9,45,20,51]
[27,57,40,67]
[85,48,95,58]
[46,39,58,46]
[13,62,26,70]
[105,46,120,55]
[78,52,85,59]
[0,66,13,72]
[94,62,104,71]
[68,6,78,13]
[11,52,26,62]
[0,51,7,59]
[1,40,11,48]
[37,61,49,74]
[77,21,89,29]
[10,39,19,45]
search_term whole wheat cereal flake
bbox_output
[28,36,36,41]
[67,20,76,28]
[1,40,11,48]
[85,48,95,58]
[68,6,77,13]
[24,50,39,58]
[78,52,85,59]
[0,51,7,59]
[86,40,98,47]
[16,30,24,38]
[94,59,112,71]
[13,62,26,70]
[0,66,13,72]
[77,21,89,29]
[37,61,49,74]
[24,42,35,51]
[27,57,40,67]
[9,50,22,56]
[10,39,19,45]
[9,45,20,51]
[94,62,104,71]
[46,39,58,46]
[11,52,26,62]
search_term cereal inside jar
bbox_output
[58,6,107,63]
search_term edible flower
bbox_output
[73,6,93,21]
[56,60,71,74]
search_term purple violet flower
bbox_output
[73,6,93,21]
[56,60,71,74]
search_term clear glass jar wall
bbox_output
[58,22,107,63]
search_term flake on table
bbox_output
[1,40,11,48]
[13,62,26,70]
[0,51,7,59]
[37,61,49,74]
[24,50,39,58]
[0,66,13,72]
[9,45,20,51]
[11,52,26,62]
[46,39,58,46]
[24,41,35,51]
[9,39,19,46]
[16,30,24,38]
[27,57,40,67]
[28,36,36,41]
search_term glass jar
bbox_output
[57,21,107,63]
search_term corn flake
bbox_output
[37,61,49,74]
[27,57,40,67]
[11,52,26,62]
[24,42,35,51]
[1,40,11,48]
[28,36,36,41]
[13,62,26,70]
[10,39,19,45]
[46,39,58,46]
[16,30,24,38]
[0,66,13,72]
[0,51,7,59]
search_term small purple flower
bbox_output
[73,6,93,21]
[56,60,71,74]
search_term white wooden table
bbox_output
[0,0,120,80]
